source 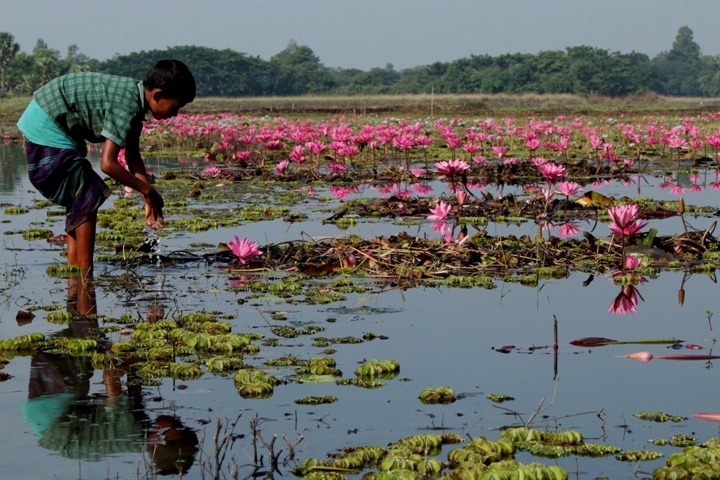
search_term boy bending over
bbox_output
[17,59,195,277]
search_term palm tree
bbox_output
[0,32,20,93]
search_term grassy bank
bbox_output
[3,93,720,135]
[187,92,720,117]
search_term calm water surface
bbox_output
[0,144,719,479]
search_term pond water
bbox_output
[0,143,720,479]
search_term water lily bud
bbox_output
[678,288,685,306]
[678,197,685,215]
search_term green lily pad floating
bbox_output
[670,435,696,447]
[487,393,514,403]
[45,264,81,278]
[294,395,337,405]
[4,207,28,215]
[615,450,664,462]
[634,411,687,422]
[290,374,337,384]
[233,368,280,399]
[655,444,720,478]
[650,438,669,446]
[441,460,567,480]
[263,356,306,367]
[21,229,54,240]
[419,386,457,405]
[448,437,515,465]
[46,311,75,324]
[299,472,348,480]
[355,359,400,377]
[501,427,621,459]
[336,378,385,389]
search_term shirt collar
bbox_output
[137,81,148,113]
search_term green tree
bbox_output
[30,43,65,88]
[667,25,701,63]
[98,46,271,96]
[65,44,94,72]
[0,32,20,93]
[269,40,335,95]
[651,26,702,96]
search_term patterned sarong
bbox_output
[25,141,111,233]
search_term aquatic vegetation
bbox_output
[45,311,74,324]
[501,427,621,459]
[486,393,514,403]
[3,206,28,215]
[615,450,664,462]
[233,367,281,398]
[294,395,337,405]
[45,264,80,278]
[4,332,44,350]
[634,411,687,423]
[419,386,457,405]
[355,359,400,378]
[19,229,53,240]
[447,437,515,465]
[299,356,342,376]
[671,435,697,447]
[336,378,385,389]
[9,111,720,479]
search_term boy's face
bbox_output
[147,88,185,120]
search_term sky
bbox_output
[1,0,718,71]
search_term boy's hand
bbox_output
[144,188,164,230]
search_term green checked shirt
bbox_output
[32,72,147,154]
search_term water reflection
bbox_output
[609,284,642,314]
[0,143,26,194]
[22,279,198,475]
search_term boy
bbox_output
[16,59,195,277]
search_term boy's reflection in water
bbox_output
[22,277,198,475]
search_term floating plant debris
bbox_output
[294,395,337,405]
[615,450,664,462]
[634,412,687,423]
[487,393,514,403]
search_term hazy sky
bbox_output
[2,0,718,71]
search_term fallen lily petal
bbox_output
[693,413,720,422]
[685,343,702,350]
[570,337,617,347]
[624,351,654,362]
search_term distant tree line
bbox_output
[1,26,719,98]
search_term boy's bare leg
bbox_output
[67,212,97,278]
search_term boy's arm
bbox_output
[100,123,164,229]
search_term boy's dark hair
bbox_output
[144,59,196,105]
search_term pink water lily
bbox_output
[556,181,582,197]
[227,236,263,264]
[609,285,640,314]
[274,160,290,175]
[557,222,582,238]
[608,204,648,237]
[538,162,567,181]
[427,201,451,221]
[435,159,470,176]
[625,255,642,270]
[203,166,222,178]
